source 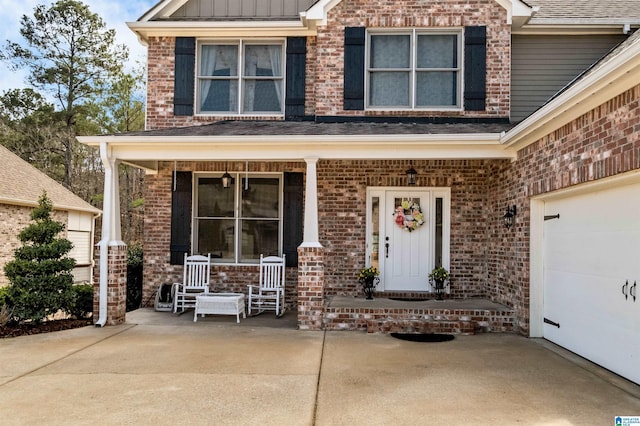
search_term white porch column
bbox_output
[96,143,126,326]
[301,157,322,248]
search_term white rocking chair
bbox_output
[248,254,286,317]
[173,253,211,313]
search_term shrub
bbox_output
[69,284,93,319]
[126,243,143,311]
[3,193,75,323]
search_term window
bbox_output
[197,41,284,115]
[194,174,282,263]
[367,30,461,109]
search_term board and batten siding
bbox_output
[511,34,627,122]
[171,0,316,18]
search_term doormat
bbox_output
[390,333,455,342]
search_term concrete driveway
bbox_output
[0,308,638,425]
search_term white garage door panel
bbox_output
[543,181,640,385]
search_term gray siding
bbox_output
[511,34,627,122]
[172,0,316,18]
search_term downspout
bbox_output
[96,142,114,327]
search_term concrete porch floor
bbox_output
[0,308,638,424]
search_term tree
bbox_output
[3,193,76,323]
[0,88,67,182]
[2,0,128,189]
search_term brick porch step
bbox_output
[323,296,516,334]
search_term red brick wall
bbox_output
[145,0,510,129]
[317,159,506,298]
[143,158,505,310]
[314,0,510,117]
[142,161,306,308]
[488,84,640,334]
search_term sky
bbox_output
[0,0,157,94]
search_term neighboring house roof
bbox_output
[0,144,100,214]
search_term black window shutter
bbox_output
[170,171,192,265]
[174,37,195,116]
[343,27,366,110]
[283,172,304,267]
[285,37,307,119]
[464,26,486,111]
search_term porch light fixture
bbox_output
[503,205,517,229]
[222,162,233,189]
[406,166,417,186]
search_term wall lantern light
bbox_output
[406,166,417,186]
[222,162,233,189]
[503,205,517,229]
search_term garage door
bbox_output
[543,181,640,385]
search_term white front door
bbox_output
[366,188,450,292]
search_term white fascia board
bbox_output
[0,197,101,214]
[513,24,639,36]
[127,20,316,40]
[494,0,533,25]
[301,0,343,25]
[502,39,640,150]
[78,133,513,162]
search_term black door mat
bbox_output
[390,333,455,342]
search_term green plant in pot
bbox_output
[428,266,450,300]
[358,266,380,300]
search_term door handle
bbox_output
[631,281,637,302]
[385,242,389,258]
[622,280,628,300]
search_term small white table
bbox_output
[194,293,246,323]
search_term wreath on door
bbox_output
[394,199,425,232]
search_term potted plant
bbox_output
[428,266,450,300]
[358,266,380,300]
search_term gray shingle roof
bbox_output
[527,0,640,24]
[0,144,100,213]
[124,120,514,138]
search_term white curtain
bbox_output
[200,46,218,109]
[268,45,282,106]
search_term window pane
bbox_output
[200,80,238,112]
[416,72,457,107]
[241,177,279,218]
[244,45,282,77]
[198,178,234,217]
[200,45,238,76]
[197,219,235,260]
[241,220,279,262]
[369,72,410,106]
[417,35,458,68]
[243,80,283,112]
[370,35,410,68]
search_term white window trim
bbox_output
[193,172,284,265]
[195,38,286,117]
[365,28,463,111]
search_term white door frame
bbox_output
[366,186,450,292]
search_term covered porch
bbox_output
[78,120,520,331]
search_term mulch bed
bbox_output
[0,319,93,339]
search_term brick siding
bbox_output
[488,84,640,334]
[145,0,509,129]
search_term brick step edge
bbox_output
[366,318,475,335]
